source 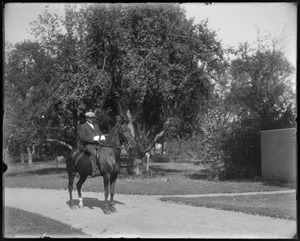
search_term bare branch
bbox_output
[136,121,170,158]
[102,55,108,71]
[45,138,73,150]
[142,130,165,154]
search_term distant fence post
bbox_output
[260,128,296,183]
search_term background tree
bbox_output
[27,5,112,145]
[4,40,58,163]
[197,32,296,179]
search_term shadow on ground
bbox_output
[139,165,212,180]
[148,166,182,174]
[261,180,296,188]
[226,178,296,188]
[66,197,125,214]
[185,169,212,180]
[5,167,66,177]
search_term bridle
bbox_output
[97,126,133,150]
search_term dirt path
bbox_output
[4,188,296,238]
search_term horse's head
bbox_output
[119,124,137,148]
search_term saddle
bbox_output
[73,148,100,166]
[73,150,88,166]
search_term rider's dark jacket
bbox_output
[77,122,102,148]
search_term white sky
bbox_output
[4,2,297,67]
[184,2,297,66]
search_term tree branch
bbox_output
[102,55,108,71]
[136,125,168,159]
[142,130,165,154]
[45,138,73,150]
[139,117,175,158]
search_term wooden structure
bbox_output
[260,128,297,183]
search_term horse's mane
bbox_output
[105,125,120,144]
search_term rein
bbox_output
[98,143,123,150]
[97,127,129,151]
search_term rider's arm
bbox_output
[94,124,105,141]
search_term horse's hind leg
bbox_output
[109,173,118,213]
[76,174,87,208]
[103,174,111,215]
[66,153,76,209]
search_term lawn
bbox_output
[160,193,297,221]
[3,161,295,195]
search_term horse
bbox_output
[66,124,136,214]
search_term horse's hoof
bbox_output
[78,204,84,209]
[109,205,117,213]
[103,209,111,215]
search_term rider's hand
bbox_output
[100,135,106,141]
[93,136,100,141]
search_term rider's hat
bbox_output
[85,112,96,118]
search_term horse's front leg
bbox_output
[109,174,118,213]
[103,174,111,214]
[68,171,76,209]
[76,174,87,208]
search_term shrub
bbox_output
[197,101,296,180]
[195,103,263,180]
[196,105,235,179]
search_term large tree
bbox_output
[77,3,227,164]
[82,3,226,136]
[4,3,227,163]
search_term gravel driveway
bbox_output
[4,188,296,238]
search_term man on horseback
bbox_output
[77,111,106,177]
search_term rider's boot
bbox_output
[91,157,100,177]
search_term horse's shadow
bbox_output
[66,197,125,213]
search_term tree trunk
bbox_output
[27,147,32,165]
[126,110,135,138]
[27,144,38,165]
[126,110,141,174]
[20,145,25,163]
[125,110,172,174]
[4,134,13,163]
